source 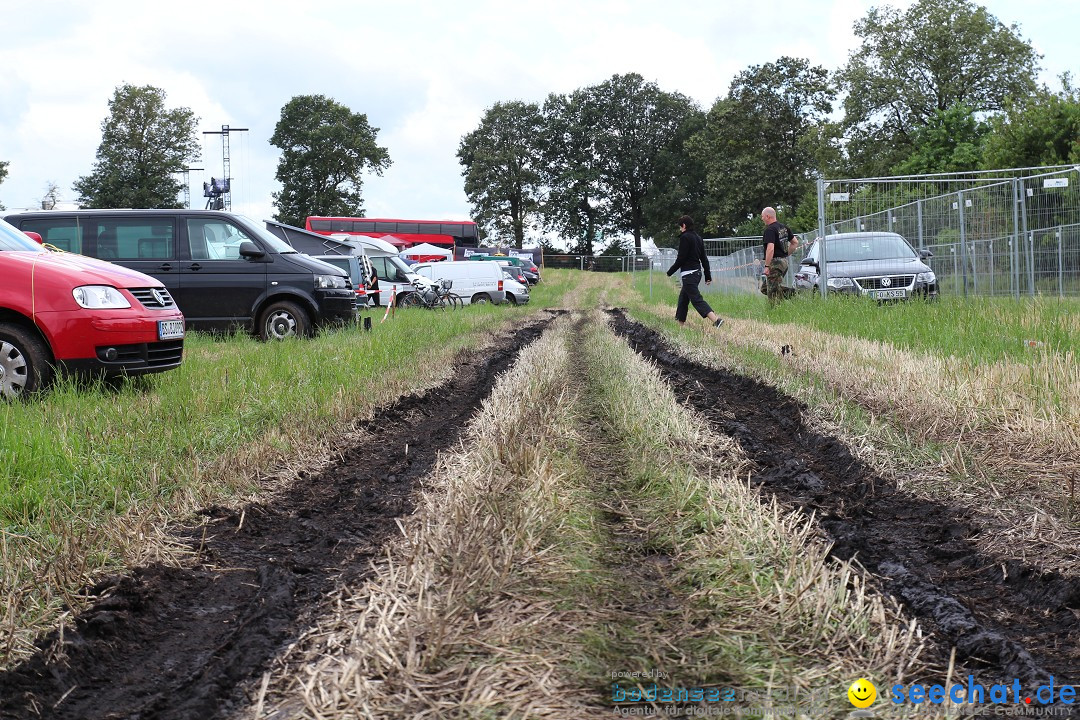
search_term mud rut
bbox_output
[0,314,558,720]
[608,309,1080,707]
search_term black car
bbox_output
[3,209,355,340]
[794,231,938,300]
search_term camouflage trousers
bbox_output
[765,257,791,303]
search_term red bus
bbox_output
[304,217,480,248]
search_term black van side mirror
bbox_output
[239,241,265,259]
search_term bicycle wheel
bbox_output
[448,293,464,309]
[399,292,421,309]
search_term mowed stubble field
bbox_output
[1,269,1077,718]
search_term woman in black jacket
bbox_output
[666,215,724,328]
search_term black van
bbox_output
[3,210,355,340]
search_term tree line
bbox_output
[1,0,1075,252]
[458,0,1078,251]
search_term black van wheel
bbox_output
[258,301,310,341]
[471,293,491,305]
[0,323,52,399]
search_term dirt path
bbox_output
[0,313,559,720]
[608,310,1080,704]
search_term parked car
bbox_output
[312,254,373,309]
[794,231,938,300]
[0,217,185,398]
[501,271,530,305]
[411,261,506,305]
[497,261,529,286]
[469,254,541,284]
[3,209,355,340]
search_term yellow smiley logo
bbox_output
[848,678,877,708]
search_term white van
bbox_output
[411,261,507,305]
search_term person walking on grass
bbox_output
[666,215,724,328]
[760,206,799,304]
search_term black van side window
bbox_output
[186,219,253,260]
[91,219,175,260]
[18,218,83,253]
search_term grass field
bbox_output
[634,271,1080,361]
[1,268,1077,715]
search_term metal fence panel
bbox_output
[816,167,1080,298]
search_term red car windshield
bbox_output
[0,219,45,252]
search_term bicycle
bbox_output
[399,278,462,310]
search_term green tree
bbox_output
[640,109,708,248]
[458,101,546,248]
[688,57,836,236]
[270,95,391,227]
[837,0,1041,176]
[72,84,200,208]
[983,77,1080,168]
[541,90,608,255]
[895,103,989,174]
[588,74,700,252]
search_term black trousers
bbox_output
[675,271,713,322]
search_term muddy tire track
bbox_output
[0,313,560,720]
[608,310,1080,707]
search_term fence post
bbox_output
[817,177,829,299]
[917,199,924,250]
[1058,226,1064,298]
[1011,178,1020,299]
[1019,180,1034,297]
[957,191,968,298]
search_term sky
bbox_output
[1,0,1076,245]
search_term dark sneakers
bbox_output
[714,318,724,328]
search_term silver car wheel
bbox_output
[0,340,29,399]
[265,310,297,340]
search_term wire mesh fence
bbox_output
[816,166,1080,298]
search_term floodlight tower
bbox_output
[202,124,249,211]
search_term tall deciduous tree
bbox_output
[541,90,608,255]
[688,57,835,235]
[458,101,546,248]
[72,84,200,209]
[270,95,391,227]
[983,78,1080,169]
[588,74,699,252]
[836,0,1041,175]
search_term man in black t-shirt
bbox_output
[760,207,799,304]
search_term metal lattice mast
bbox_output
[202,124,249,211]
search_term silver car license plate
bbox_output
[158,319,185,340]
[874,289,907,300]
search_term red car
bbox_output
[0,218,185,398]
